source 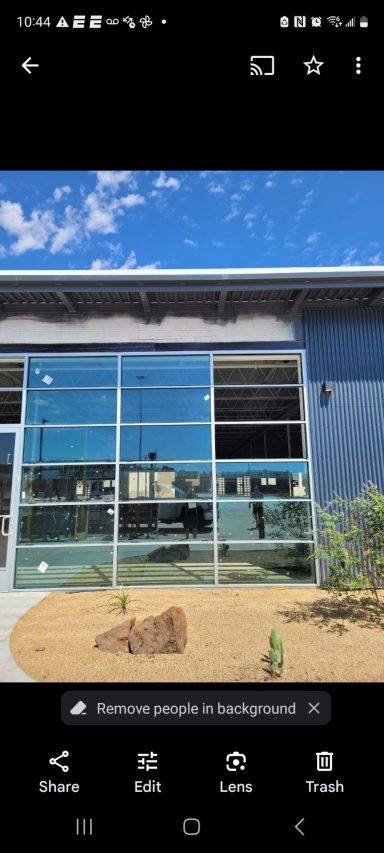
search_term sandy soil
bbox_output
[10,587,384,682]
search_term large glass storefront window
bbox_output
[12,352,315,588]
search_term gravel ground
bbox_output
[10,587,384,682]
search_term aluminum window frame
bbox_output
[0,348,317,590]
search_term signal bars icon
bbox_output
[345,17,356,27]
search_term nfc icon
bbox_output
[250,56,275,76]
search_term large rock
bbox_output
[129,607,187,654]
[95,618,136,653]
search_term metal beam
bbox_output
[367,288,384,307]
[289,288,310,312]
[217,291,228,317]
[57,292,77,313]
[138,291,151,319]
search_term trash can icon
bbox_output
[316,751,333,771]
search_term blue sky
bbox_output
[0,170,383,269]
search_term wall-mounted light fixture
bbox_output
[322,380,333,394]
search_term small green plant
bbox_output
[107,586,132,616]
[268,628,284,675]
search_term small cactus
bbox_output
[268,629,284,675]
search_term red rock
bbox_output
[95,618,136,653]
[129,607,187,654]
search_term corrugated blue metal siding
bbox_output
[305,308,384,581]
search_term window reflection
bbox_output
[26,390,117,425]
[15,546,113,588]
[120,463,212,500]
[28,357,117,388]
[217,501,312,540]
[18,505,115,543]
[23,427,116,463]
[120,425,212,461]
[216,461,309,498]
[121,388,210,423]
[118,543,214,585]
[119,502,213,540]
[21,465,115,503]
[122,355,210,387]
[218,543,314,583]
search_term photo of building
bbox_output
[1,266,383,590]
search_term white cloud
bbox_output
[90,258,113,270]
[53,185,72,202]
[208,182,225,194]
[342,248,358,264]
[120,193,145,208]
[290,178,303,187]
[285,241,296,248]
[306,232,321,245]
[240,179,252,191]
[230,193,242,202]
[50,205,79,254]
[369,252,382,264]
[0,244,6,257]
[265,180,276,189]
[0,182,6,194]
[91,251,160,270]
[84,191,119,234]
[305,189,314,198]
[184,238,198,248]
[0,200,56,255]
[199,171,227,179]
[153,171,181,190]
[223,203,241,222]
[94,171,137,192]
[244,212,258,231]
[264,233,276,241]
[182,215,198,228]
[212,241,224,247]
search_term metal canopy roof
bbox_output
[0,268,384,316]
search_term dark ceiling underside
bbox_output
[1,285,384,318]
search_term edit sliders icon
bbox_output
[250,56,275,76]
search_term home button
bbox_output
[183,818,201,836]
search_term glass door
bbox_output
[0,430,19,591]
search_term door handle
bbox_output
[1,515,11,536]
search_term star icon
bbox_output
[303,55,324,75]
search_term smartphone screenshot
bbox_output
[0,7,382,842]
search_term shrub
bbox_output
[315,482,384,604]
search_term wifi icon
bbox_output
[327,15,343,27]
[250,56,275,76]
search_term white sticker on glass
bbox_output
[107,508,114,515]
[37,561,49,574]
[35,368,41,375]
[42,374,53,385]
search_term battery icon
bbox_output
[360,16,368,27]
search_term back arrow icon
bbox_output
[295,818,305,836]
[22,57,39,74]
